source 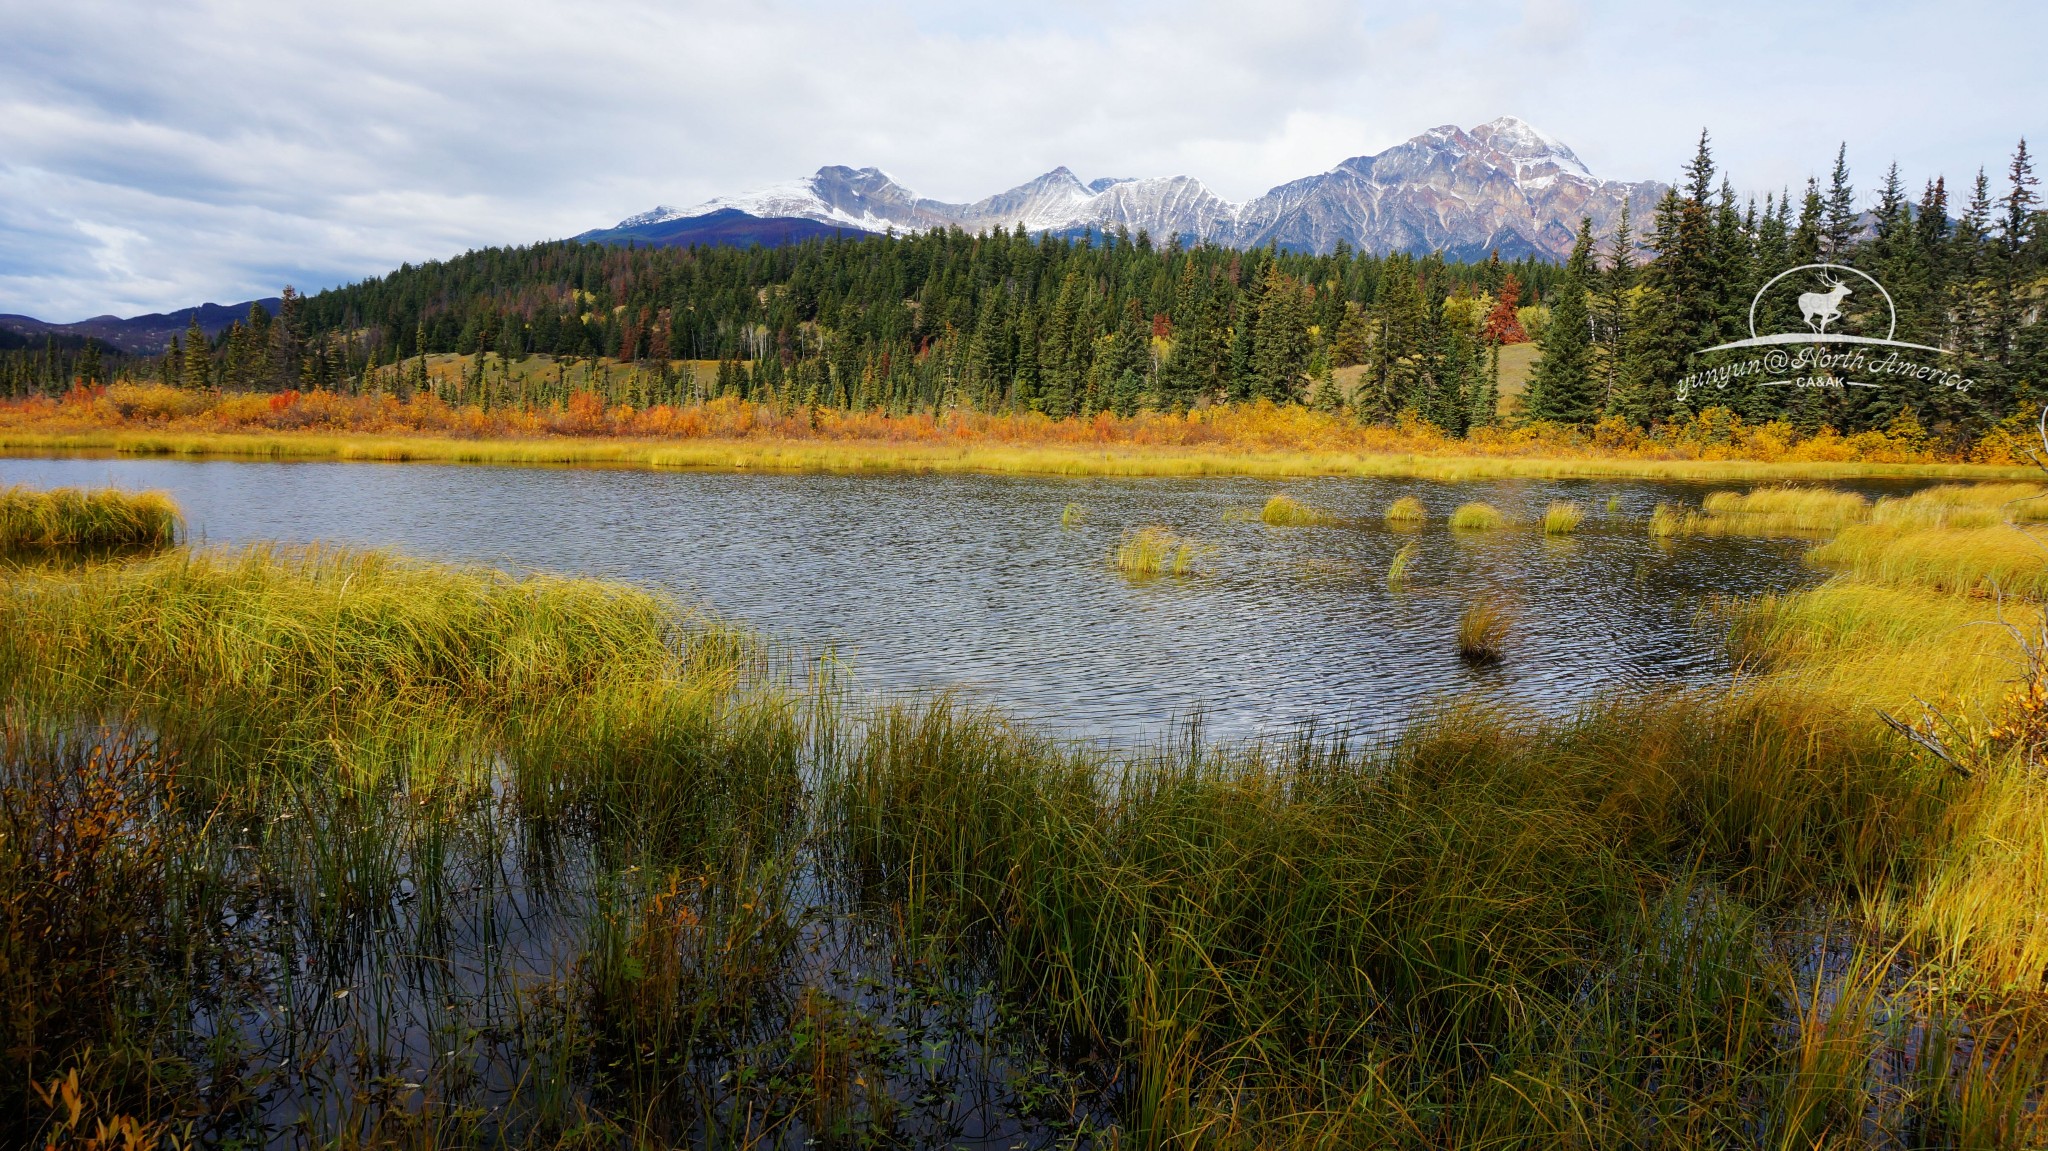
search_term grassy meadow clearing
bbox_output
[3,480,2048,1147]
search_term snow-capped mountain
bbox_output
[581,117,1665,262]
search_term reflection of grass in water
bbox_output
[1060,501,1088,527]
[1113,526,1212,578]
[1384,496,1427,528]
[0,485,180,552]
[1386,541,1418,591]
[1456,598,1510,662]
[1542,501,1585,535]
[1259,494,1340,527]
[1449,502,1504,531]
[6,532,2048,1144]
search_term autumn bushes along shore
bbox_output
[4,380,2041,476]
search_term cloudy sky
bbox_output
[2,0,2040,321]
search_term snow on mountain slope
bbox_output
[586,118,1666,260]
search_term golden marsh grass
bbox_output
[1112,525,1211,578]
[1541,500,1585,535]
[1259,493,1342,526]
[0,485,179,552]
[1449,501,1505,531]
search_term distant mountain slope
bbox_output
[589,116,1664,260]
[0,298,281,354]
[578,208,881,248]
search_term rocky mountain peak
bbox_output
[584,117,1666,262]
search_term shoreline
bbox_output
[0,426,2034,483]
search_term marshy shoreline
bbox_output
[0,427,2039,485]
[2,481,2046,1148]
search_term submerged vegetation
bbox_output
[0,484,178,552]
[6,470,2048,1146]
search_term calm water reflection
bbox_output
[1,456,1843,742]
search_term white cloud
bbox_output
[1,0,2041,319]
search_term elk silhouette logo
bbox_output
[1797,275,1853,334]
[1681,261,1973,402]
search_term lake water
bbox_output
[0,456,1842,743]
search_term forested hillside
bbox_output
[9,134,2041,446]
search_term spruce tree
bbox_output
[1822,144,1858,260]
[181,316,211,390]
[1524,219,1598,425]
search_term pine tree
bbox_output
[1994,139,2040,409]
[1822,144,1858,260]
[1595,203,1638,415]
[181,316,211,390]
[1524,219,1599,425]
[1039,273,1083,417]
[1361,254,1428,421]
[1251,268,1310,403]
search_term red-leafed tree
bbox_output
[1482,274,1529,345]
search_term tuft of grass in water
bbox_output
[0,485,180,552]
[1059,501,1088,527]
[1112,526,1211,578]
[1605,494,1622,515]
[1383,496,1427,528]
[1386,541,1418,591]
[1649,485,1871,539]
[1456,598,1510,662]
[1542,501,1585,535]
[1449,501,1504,531]
[1259,494,1340,527]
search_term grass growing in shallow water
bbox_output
[1449,501,1504,531]
[1384,495,1427,528]
[1259,493,1341,527]
[1112,525,1211,578]
[1541,500,1585,535]
[1456,598,1510,662]
[4,527,2048,1146]
[1386,541,1418,591]
[0,484,179,552]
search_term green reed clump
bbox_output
[1386,541,1418,591]
[1383,496,1427,528]
[1449,501,1504,531]
[0,485,180,553]
[1542,500,1585,535]
[1060,501,1087,527]
[1112,526,1210,578]
[1259,494,1340,527]
[1457,598,1510,662]
[815,684,1987,1145]
[0,544,805,826]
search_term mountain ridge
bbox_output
[582,116,1665,262]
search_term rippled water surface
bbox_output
[1,456,1853,741]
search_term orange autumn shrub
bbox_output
[0,384,1973,466]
